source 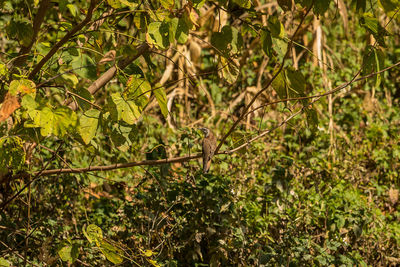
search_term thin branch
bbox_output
[28,0,97,79]
[214,3,315,154]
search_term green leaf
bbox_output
[107,0,122,8]
[71,53,97,79]
[286,67,306,96]
[159,0,174,9]
[9,79,36,96]
[211,25,243,56]
[38,107,77,137]
[0,257,10,267]
[379,0,400,14]
[99,240,123,264]
[168,17,190,44]
[314,0,331,15]
[272,37,287,61]
[124,75,151,108]
[360,13,390,47]
[79,109,101,144]
[83,224,103,244]
[232,0,252,8]
[109,93,141,125]
[271,68,287,100]
[154,84,168,118]
[268,16,285,38]
[362,46,384,87]
[0,137,25,176]
[58,242,79,263]
[219,56,239,84]
[147,21,170,49]
[6,19,33,46]
[261,30,272,57]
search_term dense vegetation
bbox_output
[0,0,399,265]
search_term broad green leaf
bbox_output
[109,93,141,124]
[168,17,190,44]
[83,224,103,244]
[9,79,36,96]
[125,75,151,108]
[21,94,38,111]
[58,242,79,263]
[154,84,168,118]
[119,0,138,8]
[71,53,97,79]
[147,21,170,49]
[271,68,287,100]
[219,57,239,84]
[272,37,288,60]
[0,63,7,77]
[99,240,123,264]
[38,107,77,137]
[0,257,10,267]
[107,0,122,8]
[268,16,285,38]
[193,0,206,8]
[79,109,101,144]
[379,0,400,14]
[6,19,33,46]
[261,30,272,57]
[211,25,243,56]
[159,0,174,9]
[286,67,306,96]
[362,46,384,87]
[360,13,390,47]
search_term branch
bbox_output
[28,0,97,79]
[33,153,201,177]
[214,3,314,154]
[12,0,51,68]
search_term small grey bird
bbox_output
[200,127,217,173]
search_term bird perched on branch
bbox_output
[200,127,217,173]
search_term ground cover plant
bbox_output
[0,0,400,265]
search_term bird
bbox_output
[200,127,217,173]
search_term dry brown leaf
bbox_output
[98,50,116,65]
[0,92,20,122]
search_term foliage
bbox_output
[0,0,399,265]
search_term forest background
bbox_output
[0,0,400,265]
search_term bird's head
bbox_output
[199,127,210,137]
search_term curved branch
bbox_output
[214,3,314,154]
[28,0,97,79]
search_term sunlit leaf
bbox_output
[58,242,79,264]
[99,240,123,264]
[83,224,103,244]
[79,109,101,145]
[109,93,141,125]
[147,21,170,49]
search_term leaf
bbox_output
[268,16,285,38]
[271,68,287,100]
[211,25,243,56]
[0,257,10,267]
[360,13,390,47]
[109,93,141,125]
[38,107,77,137]
[58,242,79,263]
[306,107,318,132]
[286,67,306,97]
[9,79,36,96]
[314,0,331,15]
[0,93,20,122]
[232,0,252,8]
[99,240,123,264]
[361,46,385,87]
[0,137,25,176]
[83,224,103,244]
[124,75,151,108]
[79,109,101,144]
[272,37,288,60]
[168,17,190,44]
[6,19,33,46]
[261,30,272,57]
[379,0,400,14]
[147,21,170,49]
[71,53,97,79]
[219,56,239,84]
[154,84,168,118]
[160,0,174,9]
